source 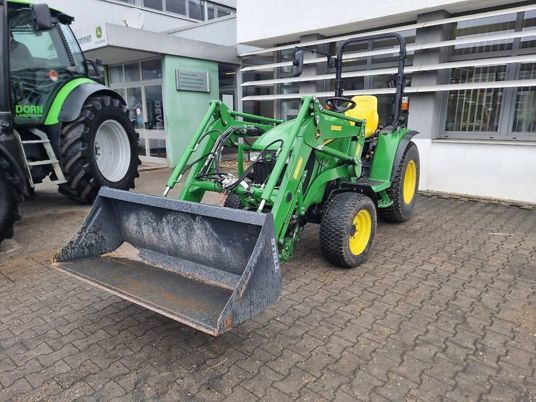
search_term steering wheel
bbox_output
[325,97,356,113]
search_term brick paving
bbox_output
[0,168,535,401]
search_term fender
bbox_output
[369,128,418,184]
[44,80,126,126]
[390,129,418,181]
[58,82,126,123]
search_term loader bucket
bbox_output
[54,187,282,336]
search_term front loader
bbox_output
[56,33,420,336]
[0,0,140,244]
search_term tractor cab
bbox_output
[8,2,91,125]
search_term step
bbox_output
[22,140,50,144]
[27,159,58,167]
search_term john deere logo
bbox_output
[15,104,43,118]
[96,26,103,39]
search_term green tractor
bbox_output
[55,33,420,336]
[0,0,140,244]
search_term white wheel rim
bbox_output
[94,120,131,182]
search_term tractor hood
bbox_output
[251,119,297,151]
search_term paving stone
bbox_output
[0,172,534,401]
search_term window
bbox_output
[125,63,141,82]
[521,10,536,49]
[126,87,144,129]
[217,6,232,18]
[188,0,204,20]
[445,66,506,133]
[107,59,167,162]
[207,4,215,19]
[141,59,162,80]
[109,65,124,84]
[145,85,165,130]
[512,63,536,133]
[8,8,87,123]
[143,0,163,11]
[442,10,536,140]
[114,0,234,21]
[165,0,186,15]
[451,14,516,56]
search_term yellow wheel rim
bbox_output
[349,209,372,256]
[403,160,417,204]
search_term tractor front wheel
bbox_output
[380,142,420,223]
[320,192,377,268]
[223,193,243,209]
[0,159,22,244]
[58,95,140,203]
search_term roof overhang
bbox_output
[76,22,239,65]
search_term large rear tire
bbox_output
[379,142,420,223]
[58,95,140,203]
[320,192,377,268]
[0,158,22,244]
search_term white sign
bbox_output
[176,70,210,93]
[75,23,108,52]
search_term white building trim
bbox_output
[239,3,536,57]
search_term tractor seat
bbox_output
[344,96,379,138]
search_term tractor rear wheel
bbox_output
[379,142,419,223]
[58,95,140,203]
[320,192,377,268]
[0,158,22,244]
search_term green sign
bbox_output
[16,104,43,119]
[96,26,103,39]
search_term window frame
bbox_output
[439,10,536,141]
[106,58,168,163]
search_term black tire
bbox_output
[58,95,140,203]
[379,142,420,223]
[0,158,22,244]
[320,192,377,268]
[224,193,243,209]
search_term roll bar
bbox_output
[334,33,407,126]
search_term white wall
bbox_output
[237,0,526,46]
[169,16,236,47]
[48,0,195,33]
[414,139,536,204]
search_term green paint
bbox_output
[166,96,415,261]
[44,78,94,125]
[162,55,219,167]
[369,128,410,183]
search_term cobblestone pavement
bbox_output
[0,169,535,401]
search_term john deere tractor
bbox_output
[55,33,419,336]
[0,0,139,243]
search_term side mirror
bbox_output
[291,49,304,77]
[31,4,53,31]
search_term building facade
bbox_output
[237,0,536,204]
[47,0,238,165]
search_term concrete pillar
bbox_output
[407,10,450,139]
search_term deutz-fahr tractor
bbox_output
[55,33,420,336]
[0,0,139,244]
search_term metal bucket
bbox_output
[54,187,282,336]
